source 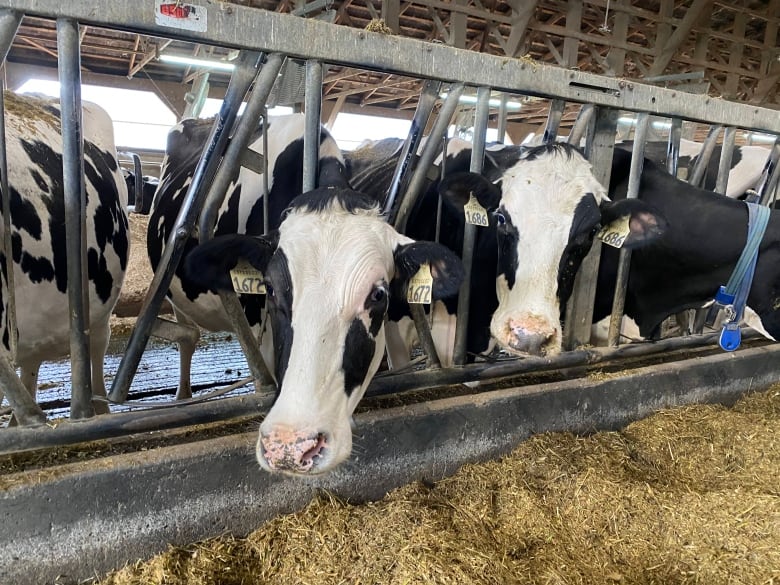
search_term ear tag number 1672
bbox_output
[597,215,631,248]
[464,193,489,227]
[407,262,433,304]
[230,260,266,295]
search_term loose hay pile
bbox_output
[100,387,780,585]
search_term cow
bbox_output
[147,113,351,399]
[122,169,157,214]
[0,92,129,414]
[183,186,463,474]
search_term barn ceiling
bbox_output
[5,0,779,133]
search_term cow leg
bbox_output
[150,307,200,400]
[90,319,111,415]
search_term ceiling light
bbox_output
[439,93,523,110]
[159,54,236,71]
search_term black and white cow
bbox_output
[183,187,463,474]
[0,92,129,412]
[147,113,355,399]
[122,169,157,214]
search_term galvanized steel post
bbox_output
[715,126,736,195]
[302,60,323,193]
[542,99,566,144]
[567,104,594,146]
[666,117,683,177]
[688,124,722,188]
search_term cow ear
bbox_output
[184,233,278,291]
[600,199,667,248]
[392,241,465,300]
[439,172,502,211]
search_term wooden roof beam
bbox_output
[648,0,714,76]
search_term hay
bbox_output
[364,19,395,34]
[100,387,780,585]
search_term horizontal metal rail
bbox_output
[2,0,780,135]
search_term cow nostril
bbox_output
[301,433,327,464]
[260,430,328,473]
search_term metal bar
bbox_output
[394,83,464,232]
[688,124,722,188]
[453,86,490,366]
[262,107,270,235]
[302,60,323,193]
[198,53,284,388]
[383,79,441,217]
[666,117,683,177]
[0,353,46,427]
[0,9,21,62]
[542,98,566,143]
[756,138,780,206]
[5,2,780,135]
[0,77,16,363]
[607,112,650,347]
[496,93,508,143]
[409,303,441,368]
[566,103,594,146]
[129,152,142,210]
[57,18,93,420]
[182,72,210,120]
[715,126,737,195]
[563,106,618,350]
[108,52,262,404]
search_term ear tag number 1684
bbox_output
[230,260,266,295]
[407,262,433,304]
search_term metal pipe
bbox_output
[0,353,46,427]
[715,126,736,195]
[666,117,683,177]
[688,124,722,188]
[756,138,780,206]
[453,86,490,366]
[383,79,441,217]
[262,107,270,234]
[130,152,142,210]
[496,93,508,144]
[607,112,649,347]
[0,75,16,363]
[542,98,566,144]
[566,103,594,146]
[57,18,93,420]
[108,51,262,404]
[302,60,323,193]
[0,10,21,63]
[394,83,464,232]
[409,303,441,369]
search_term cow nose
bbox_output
[507,322,554,356]
[259,429,328,473]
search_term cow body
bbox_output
[147,114,351,397]
[0,92,129,411]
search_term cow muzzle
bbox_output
[258,428,329,474]
[503,318,558,357]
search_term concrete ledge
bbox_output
[2,343,779,584]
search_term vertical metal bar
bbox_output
[563,106,618,350]
[542,98,566,144]
[57,18,93,420]
[302,60,322,193]
[666,117,683,177]
[130,152,142,210]
[182,72,210,120]
[607,112,650,347]
[496,93,508,144]
[715,126,737,195]
[688,124,722,188]
[566,103,594,146]
[453,86,490,366]
[0,78,16,363]
[262,107,270,235]
[0,354,45,425]
[0,10,21,63]
[757,138,780,206]
[394,83,464,232]
[108,51,262,404]
[383,79,441,216]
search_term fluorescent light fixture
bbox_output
[744,132,778,144]
[439,93,523,110]
[651,121,672,129]
[159,54,236,71]
[618,116,636,125]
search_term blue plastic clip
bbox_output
[713,285,734,306]
[719,322,742,352]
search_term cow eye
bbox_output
[368,285,387,304]
[494,211,506,226]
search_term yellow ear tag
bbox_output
[464,193,489,227]
[597,215,631,248]
[407,262,433,305]
[229,260,266,295]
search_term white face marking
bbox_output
[258,199,411,474]
[491,147,608,356]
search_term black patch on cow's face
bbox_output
[341,317,375,397]
[556,194,602,306]
[495,205,519,289]
[521,142,581,162]
[364,282,389,337]
[286,187,379,216]
[266,250,294,385]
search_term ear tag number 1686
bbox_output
[464,193,489,227]
[230,260,266,295]
[597,215,631,248]
[407,262,433,304]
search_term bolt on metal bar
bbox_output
[108,51,262,404]
[688,124,723,188]
[57,18,93,420]
[302,60,323,193]
[666,117,683,177]
[608,112,650,347]
[567,103,594,146]
[496,93,508,144]
[542,98,566,144]
[198,53,284,388]
[715,126,737,195]
[394,83,464,232]
[383,79,441,217]
[453,86,490,366]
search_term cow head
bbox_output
[185,187,463,475]
[441,143,665,357]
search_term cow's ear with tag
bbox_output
[184,233,279,291]
[391,241,465,301]
[600,199,667,248]
[439,172,502,211]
